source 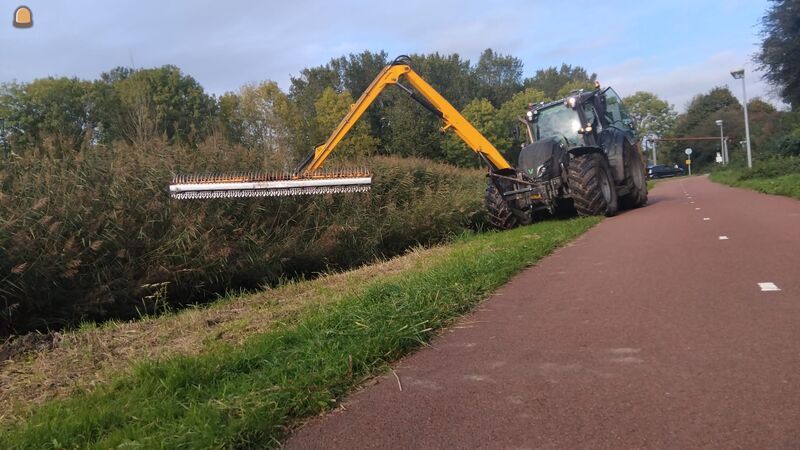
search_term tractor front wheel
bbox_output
[568,152,619,217]
[485,182,519,230]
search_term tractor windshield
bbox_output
[532,104,582,147]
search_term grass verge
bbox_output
[711,171,800,200]
[1,217,599,448]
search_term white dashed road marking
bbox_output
[719,236,729,240]
[695,207,701,210]
[703,218,710,221]
[758,282,781,292]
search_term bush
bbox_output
[738,155,800,180]
[0,142,487,335]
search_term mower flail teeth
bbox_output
[169,169,372,200]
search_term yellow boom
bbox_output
[297,57,513,174]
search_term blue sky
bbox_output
[0,0,779,110]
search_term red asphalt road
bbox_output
[288,176,800,449]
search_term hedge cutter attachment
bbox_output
[169,168,371,199]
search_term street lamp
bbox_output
[730,69,752,168]
[715,119,726,164]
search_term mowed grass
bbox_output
[711,171,800,200]
[1,217,600,448]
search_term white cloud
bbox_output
[596,49,786,111]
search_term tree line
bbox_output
[0,50,605,167]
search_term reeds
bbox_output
[0,141,487,334]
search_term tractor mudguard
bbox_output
[518,137,568,181]
[597,128,628,183]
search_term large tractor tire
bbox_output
[485,182,519,230]
[568,152,619,217]
[620,144,648,209]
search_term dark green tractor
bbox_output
[487,85,648,229]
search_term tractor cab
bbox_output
[524,87,636,149]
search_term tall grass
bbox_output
[0,141,487,334]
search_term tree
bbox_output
[622,91,677,140]
[496,87,548,161]
[217,92,244,145]
[313,87,378,160]
[524,64,597,100]
[238,82,299,156]
[442,98,504,167]
[756,0,800,108]
[375,52,477,160]
[474,49,523,107]
[667,87,743,168]
[100,66,216,146]
[0,78,94,151]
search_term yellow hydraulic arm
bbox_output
[170,56,516,200]
[296,56,513,174]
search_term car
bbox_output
[647,164,684,179]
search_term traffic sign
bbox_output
[685,148,693,155]
[685,159,692,165]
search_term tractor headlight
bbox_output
[526,110,534,121]
[565,97,577,108]
[536,164,547,178]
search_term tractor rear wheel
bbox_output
[620,144,648,209]
[485,182,518,230]
[568,152,619,217]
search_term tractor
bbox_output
[486,86,648,228]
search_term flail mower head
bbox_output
[169,168,372,200]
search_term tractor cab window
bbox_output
[532,104,581,147]
[601,88,635,133]
[582,103,602,132]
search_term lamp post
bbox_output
[645,135,657,166]
[715,119,726,164]
[730,69,752,168]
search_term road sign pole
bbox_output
[685,148,693,176]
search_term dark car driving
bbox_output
[647,164,684,179]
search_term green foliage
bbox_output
[623,91,677,139]
[0,66,216,150]
[711,156,800,199]
[496,87,548,162]
[0,144,486,335]
[666,87,743,168]
[443,98,502,167]
[101,65,216,146]
[523,64,597,100]
[0,217,598,448]
[768,120,800,157]
[0,78,94,150]
[474,49,523,107]
[217,81,300,162]
[756,0,800,108]
[313,88,378,159]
